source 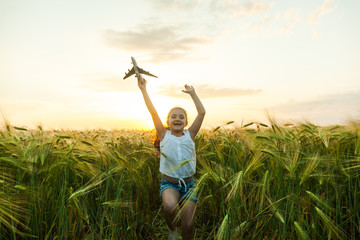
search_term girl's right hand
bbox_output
[137,76,146,91]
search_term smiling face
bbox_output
[167,107,188,133]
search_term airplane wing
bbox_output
[138,67,158,78]
[123,67,135,80]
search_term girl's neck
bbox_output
[170,129,185,137]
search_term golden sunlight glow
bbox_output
[1,0,358,130]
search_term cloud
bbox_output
[210,0,273,18]
[157,84,261,99]
[280,8,302,35]
[103,1,336,63]
[103,23,213,62]
[102,1,274,62]
[270,90,360,124]
[143,0,201,10]
[309,0,335,23]
[240,0,336,37]
[102,1,337,64]
[241,13,273,35]
[143,0,273,16]
[77,73,137,92]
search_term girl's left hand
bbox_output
[182,84,195,94]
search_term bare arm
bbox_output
[138,77,166,140]
[182,85,206,140]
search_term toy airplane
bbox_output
[123,57,158,80]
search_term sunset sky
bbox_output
[1,0,359,130]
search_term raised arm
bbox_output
[138,76,166,140]
[182,85,206,140]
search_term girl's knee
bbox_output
[163,199,177,213]
[161,188,179,213]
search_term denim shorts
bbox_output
[160,178,198,202]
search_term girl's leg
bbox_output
[180,200,196,240]
[161,188,180,231]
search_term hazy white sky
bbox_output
[0,0,359,130]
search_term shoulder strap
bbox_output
[184,129,190,137]
[160,130,170,145]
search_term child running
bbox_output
[137,76,205,240]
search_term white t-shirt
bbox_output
[159,130,196,178]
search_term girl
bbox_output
[137,76,205,240]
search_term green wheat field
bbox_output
[0,118,359,239]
